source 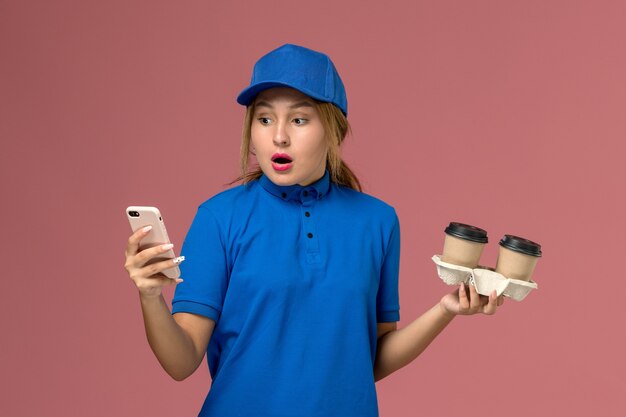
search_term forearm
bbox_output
[374,303,455,381]
[140,294,203,381]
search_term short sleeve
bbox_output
[376,212,400,322]
[171,206,229,322]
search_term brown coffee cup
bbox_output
[441,222,488,268]
[495,235,542,281]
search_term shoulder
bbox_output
[198,181,260,214]
[185,181,262,233]
[331,184,398,220]
[328,184,399,237]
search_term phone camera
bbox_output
[129,211,140,217]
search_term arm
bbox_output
[374,282,502,382]
[140,295,214,381]
[126,226,214,381]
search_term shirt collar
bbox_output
[258,170,331,203]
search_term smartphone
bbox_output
[126,206,180,279]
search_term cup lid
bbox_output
[499,235,542,257]
[444,222,488,243]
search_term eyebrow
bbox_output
[255,100,314,109]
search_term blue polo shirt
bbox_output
[172,170,400,417]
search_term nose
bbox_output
[273,121,290,147]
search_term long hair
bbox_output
[232,100,362,191]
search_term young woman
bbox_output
[124,44,503,417]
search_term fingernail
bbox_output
[161,243,174,250]
[173,255,185,264]
[142,225,152,233]
[174,278,184,283]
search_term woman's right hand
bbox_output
[124,226,184,298]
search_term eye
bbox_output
[293,118,308,125]
[257,117,271,125]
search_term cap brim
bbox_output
[236,81,331,108]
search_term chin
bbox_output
[262,170,297,185]
[271,175,299,186]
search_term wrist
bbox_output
[139,290,165,304]
[438,300,457,320]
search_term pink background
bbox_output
[1,0,624,415]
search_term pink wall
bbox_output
[1,0,624,415]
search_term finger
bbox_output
[134,243,176,268]
[483,290,498,315]
[458,282,470,311]
[126,225,153,257]
[468,282,481,310]
[137,256,185,279]
[497,295,505,307]
[134,274,183,293]
[126,242,175,271]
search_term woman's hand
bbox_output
[124,226,183,298]
[439,282,504,317]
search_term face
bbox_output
[251,87,328,187]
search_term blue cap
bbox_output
[237,44,348,116]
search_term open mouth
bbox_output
[271,153,293,172]
[272,154,293,164]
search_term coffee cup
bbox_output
[441,222,489,268]
[495,235,542,281]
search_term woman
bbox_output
[124,44,503,417]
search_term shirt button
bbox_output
[305,211,310,217]
[307,233,313,238]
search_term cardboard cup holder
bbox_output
[432,255,538,301]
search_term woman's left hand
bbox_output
[440,282,504,316]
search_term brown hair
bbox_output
[232,100,362,191]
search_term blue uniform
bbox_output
[172,170,400,417]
